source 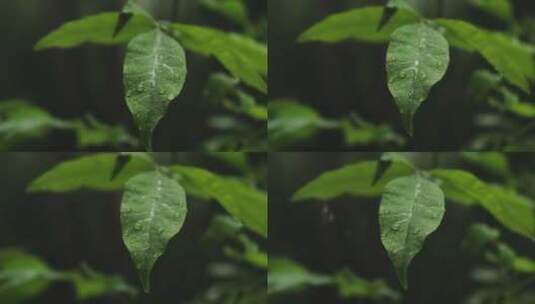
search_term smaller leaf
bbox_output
[379,174,445,289]
[121,171,187,292]
[27,153,153,192]
[268,257,332,294]
[114,1,156,37]
[373,159,392,186]
[373,151,416,186]
[170,24,267,93]
[268,100,325,148]
[467,0,514,22]
[34,12,155,51]
[431,169,535,239]
[298,6,419,44]
[111,154,132,181]
[200,0,249,26]
[171,165,267,238]
[436,19,534,93]
[379,0,419,31]
[293,160,412,202]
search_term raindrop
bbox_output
[321,205,335,223]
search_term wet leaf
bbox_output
[124,29,187,150]
[386,23,450,135]
[379,174,445,289]
[121,171,187,292]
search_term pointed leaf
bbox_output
[379,0,419,31]
[170,165,267,238]
[298,6,419,44]
[34,12,155,51]
[431,169,535,239]
[121,171,187,292]
[170,24,267,93]
[436,19,534,93]
[124,29,187,150]
[27,153,153,192]
[387,23,450,134]
[293,161,413,202]
[114,1,155,37]
[379,174,445,289]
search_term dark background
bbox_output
[0,152,267,303]
[269,152,535,304]
[269,0,535,151]
[0,0,267,151]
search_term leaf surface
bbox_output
[298,6,419,44]
[27,153,153,192]
[431,169,535,239]
[170,24,267,93]
[436,19,534,92]
[35,12,155,51]
[293,161,412,202]
[379,174,445,289]
[124,29,187,150]
[121,171,187,292]
[386,23,450,134]
[170,165,267,238]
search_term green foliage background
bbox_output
[0,0,266,151]
[269,152,535,303]
[269,0,535,150]
[0,152,267,303]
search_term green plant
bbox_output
[293,152,535,291]
[32,0,267,151]
[298,0,535,137]
[0,249,137,302]
[25,152,267,295]
[268,256,401,303]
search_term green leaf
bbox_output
[334,269,401,300]
[379,0,419,31]
[431,169,535,239]
[293,160,413,202]
[0,100,69,150]
[34,12,155,51]
[114,1,156,38]
[170,24,267,93]
[27,153,153,192]
[373,152,415,185]
[170,165,267,238]
[121,171,187,292]
[200,0,249,26]
[379,174,445,289]
[268,100,325,148]
[461,152,509,177]
[0,250,136,302]
[69,265,137,300]
[467,0,514,22]
[386,23,450,135]
[73,115,138,149]
[513,256,535,273]
[268,257,332,294]
[436,19,535,93]
[340,114,405,147]
[0,249,56,304]
[298,6,419,44]
[124,29,187,150]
